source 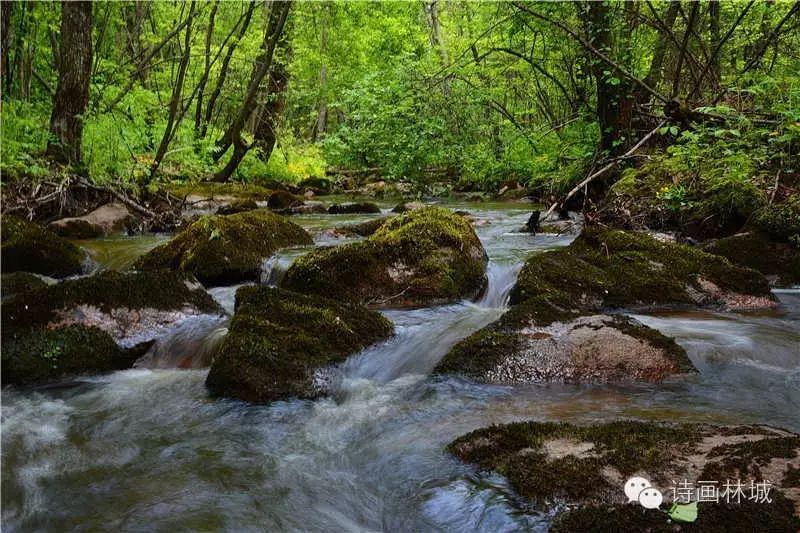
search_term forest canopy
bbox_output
[0,0,798,214]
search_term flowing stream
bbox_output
[2,204,799,532]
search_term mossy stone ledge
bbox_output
[448,420,800,531]
[134,209,312,286]
[703,231,800,287]
[205,286,393,403]
[1,215,86,278]
[281,207,488,308]
[1,271,48,301]
[2,270,220,346]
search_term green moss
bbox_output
[1,215,85,278]
[216,199,259,215]
[1,325,141,385]
[267,190,304,210]
[701,435,800,481]
[166,182,274,201]
[135,209,312,285]
[1,272,47,301]
[704,232,800,286]
[205,286,393,403]
[435,329,523,379]
[448,421,702,504]
[2,270,219,334]
[510,227,772,315]
[334,217,391,237]
[551,495,800,532]
[752,195,800,242]
[282,207,487,307]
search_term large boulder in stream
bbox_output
[328,202,381,214]
[206,286,393,403]
[1,215,86,278]
[704,231,800,287]
[48,202,136,238]
[134,209,312,286]
[436,227,777,384]
[448,420,800,531]
[281,207,488,308]
[2,270,221,385]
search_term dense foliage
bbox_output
[1,1,798,202]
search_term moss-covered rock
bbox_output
[134,209,312,285]
[436,314,695,384]
[392,201,427,213]
[704,232,800,287]
[435,227,774,384]
[281,207,488,308]
[1,215,85,278]
[1,272,48,301]
[328,202,381,214]
[752,194,800,243]
[2,270,220,348]
[333,217,391,237]
[510,226,775,312]
[48,202,136,238]
[297,176,332,194]
[266,190,304,210]
[1,325,143,386]
[205,286,393,403]
[448,420,800,529]
[216,199,259,215]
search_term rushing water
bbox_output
[2,204,798,532]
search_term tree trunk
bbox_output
[253,51,289,161]
[424,0,449,65]
[194,0,219,136]
[212,1,291,182]
[708,0,721,90]
[150,1,196,178]
[46,1,92,165]
[642,1,680,92]
[314,3,330,140]
[0,1,12,88]
[579,1,632,156]
[201,1,256,139]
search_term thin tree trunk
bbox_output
[194,0,219,136]
[213,1,292,182]
[150,1,196,178]
[642,1,679,92]
[424,0,449,65]
[1,1,13,89]
[253,42,290,161]
[708,0,721,89]
[314,2,330,140]
[201,1,255,139]
[671,2,699,98]
[46,1,92,165]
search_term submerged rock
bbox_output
[1,215,86,278]
[205,286,393,403]
[2,270,220,345]
[135,209,312,286]
[281,207,488,308]
[216,199,259,215]
[448,420,800,531]
[704,231,800,287]
[328,202,381,214]
[48,202,136,238]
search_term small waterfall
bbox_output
[476,261,523,309]
[133,315,229,369]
